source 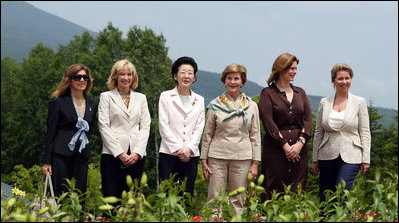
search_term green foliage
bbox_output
[1,22,397,222]
[54,178,84,221]
[1,44,57,174]
[192,164,210,214]
[84,163,103,215]
[368,102,398,177]
[1,170,397,222]
[1,23,174,189]
[1,165,42,200]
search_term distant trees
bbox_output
[1,44,58,174]
[1,23,397,193]
[367,102,398,176]
[1,23,175,190]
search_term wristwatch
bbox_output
[299,138,306,144]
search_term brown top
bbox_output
[258,83,312,148]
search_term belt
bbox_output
[279,125,301,130]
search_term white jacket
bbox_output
[158,87,205,156]
[98,88,151,158]
[312,93,371,164]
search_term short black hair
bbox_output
[171,56,198,83]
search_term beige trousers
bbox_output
[207,158,252,215]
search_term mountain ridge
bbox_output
[193,70,396,127]
[2,1,396,127]
[1,1,97,61]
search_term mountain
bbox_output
[192,70,263,105]
[2,1,396,127]
[193,70,397,127]
[192,70,324,109]
[1,1,97,61]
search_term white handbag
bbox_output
[29,172,57,218]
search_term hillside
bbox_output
[1,1,97,61]
[1,1,396,127]
[192,70,262,105]
[193,70,396,127]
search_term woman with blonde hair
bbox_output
[43,63,98,197]
[258,53,312,200]
[98,59,151,198]
[312,63,370,201]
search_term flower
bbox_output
[11,187,26,197]
[192,215,202,222]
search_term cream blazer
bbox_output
[98,88,151,158]
[158,87,205,156]
[200,100,261,161]
[312,93,371,164]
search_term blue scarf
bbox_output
[68,97,89,152]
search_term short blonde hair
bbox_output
[331,63,354,83]
[267,53,299,86]
[221,64,247,86]
[107,59,138,90]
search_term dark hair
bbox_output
[171,56,198,83]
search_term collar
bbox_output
[171,86,198,101]
[270,82,300,94]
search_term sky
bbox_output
[26,1,398,109]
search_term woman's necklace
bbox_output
[119,90,131,108]
[334,96,347,112]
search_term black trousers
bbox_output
[51,150,88,197]
[318,155,360,202]
[158,153,199,197]
[100,153,145,198]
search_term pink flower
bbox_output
[304,211,309,216]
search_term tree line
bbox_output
[1,23,397,191]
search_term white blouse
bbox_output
[329,109,345,130]
[179,94,191,108]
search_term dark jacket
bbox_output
[43,92,98,164]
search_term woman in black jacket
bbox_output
[42,63,98,196]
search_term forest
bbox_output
[1,23,398,222]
